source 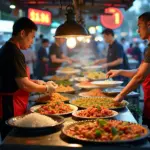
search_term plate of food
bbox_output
[70,97,129,110]
[78,89,106,97]
[6,113,64,132]
[30,101,78,116]
[72,106,118,119]
[103,88,122,96]
[75,81,99,89]
[56,67,81,74]
[48,75,71,81]
[74,77,89,82]
[91,80,123,88]
[62,119,149,143]
[87,71,107,80]
[82,65,102,70]
[35,93,71,104]
[56,85,76,94]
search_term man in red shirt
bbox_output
[107,12,150,128]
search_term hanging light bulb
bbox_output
[55,5,91,38]
[10,4,16,9]
[86,38,91,43]
[77,36,84,42]
[66,37,77,49]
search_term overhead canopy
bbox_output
[9,0,134,11]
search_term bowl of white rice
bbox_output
[6,113,64,132]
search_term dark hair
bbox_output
[42,39,49,43]
[102,28,114,36]
[139,12,150,23]
[12,17,37,36]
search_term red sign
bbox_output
[100,7,124,29]
[28,8,52,26]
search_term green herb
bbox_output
[96,106,101,111]
[95,129,102,137]
[135,134,140,138]
[111,127,118,136]
[97,119,107,127]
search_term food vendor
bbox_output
[49,38,75,75]
[94,29,126,80]
[107,12,150,128]
[0,17,58,140]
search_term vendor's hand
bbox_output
[36,80,46,85]
[47,81,58,89]
[66,59,73,65]
[101,63,108,69]
[114,94,124,103]
[46,81,58,94]
[106,70,121,78]
[93,60,100,65]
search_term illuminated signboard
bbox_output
[100,7,124,29]
[28,8,52,26]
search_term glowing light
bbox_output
[66,37,76,49]
[28,8,52,26]
[51,28,56,34]
[88,27,96,34]
[100,7,124,29]
[10,4,16,9]
[95,36,103,42]
[77,36,84,42]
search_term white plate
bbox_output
[75,83,99,89]
[72,110,118,119]
[74,77,89,82]
[30,104,78,116]
[56,69,81,74]
[78,92,104,97]
[91,81,123,88]
[82,65,102,70]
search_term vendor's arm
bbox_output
[115,62,150,102]
[94,58,107,65]
[106,69,137,78]
[16,77,47,92]
[115,47,150,101]
[51,54,68,63]
[107,58,123,68]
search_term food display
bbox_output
[49,75,71,81]
[55,80,72,86]
[31,101,78,115]
[82,65,102,70]
[79,89,106,97]
[14,113,57,127]
[75,81,99,89]
[61,67,75,71]
[70,97,128,109]
[74,77,89,82]
[56,67,81,74]
[87,71,106,80]
[50,93,69,102]
[56,85,75,93]
[91,80,123,88]
[72,106,118,119]
[62,119,148,142]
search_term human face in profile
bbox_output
[137,18,150,40]
[20,30,36,50]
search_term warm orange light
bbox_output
[28,8,52,26]
[100,7,124,29]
